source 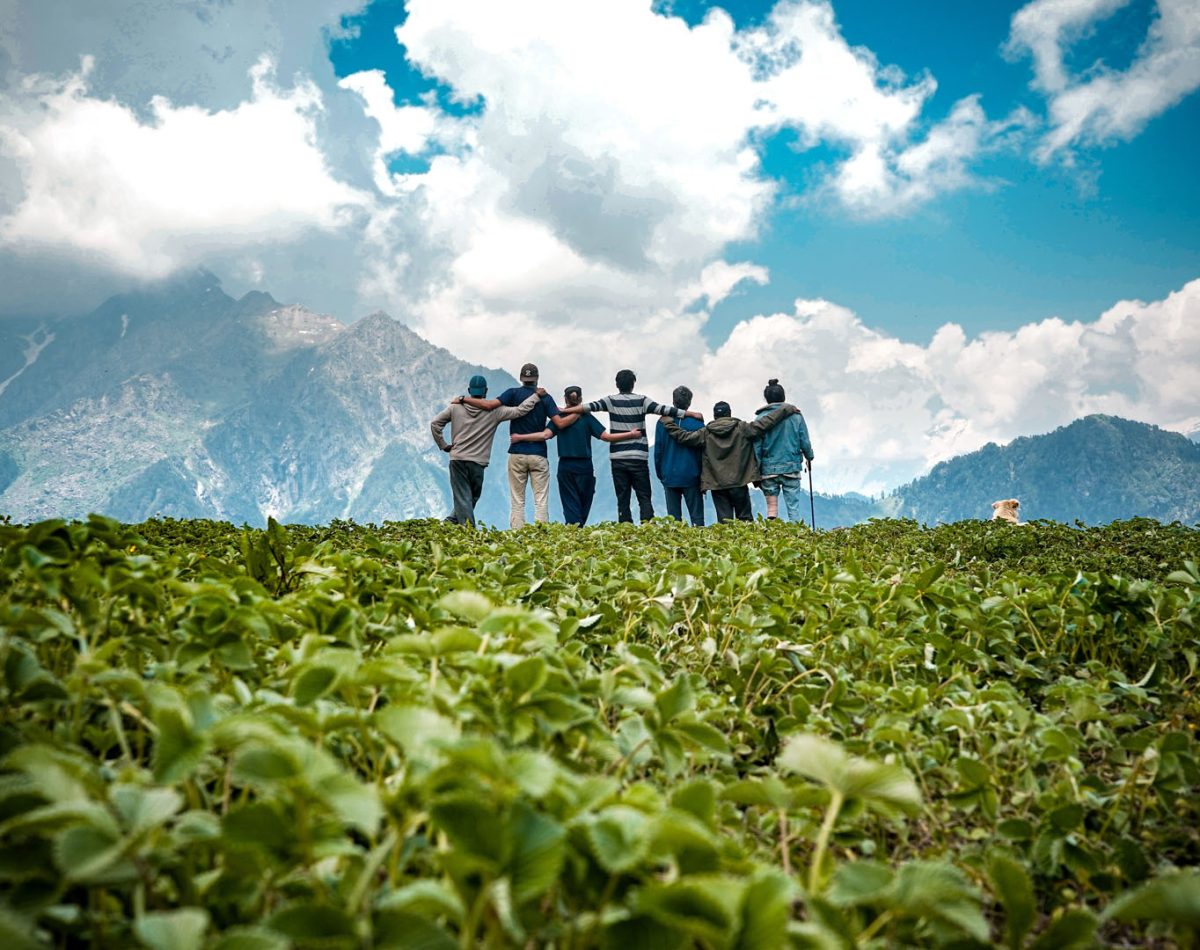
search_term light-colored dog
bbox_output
[991,499,1020,524]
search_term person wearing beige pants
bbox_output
[459,362,578,529]
[508,454,551,528]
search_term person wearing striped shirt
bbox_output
[560,369,703,523]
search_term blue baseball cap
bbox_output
[468,375,487,397]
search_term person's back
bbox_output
[654,385,705,526]
[663,400,796,522]
[575,369,692,523]
[430,375,538,525]
[752,379,813,521]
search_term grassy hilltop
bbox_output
[1,516,1198,948]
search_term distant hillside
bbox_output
[0,272,524,525]
[888,415,1200,524]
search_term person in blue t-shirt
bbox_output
[459,362,577,528]
[511,384,644,525]
[654,385,706,526]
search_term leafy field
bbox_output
[1,515,1198,949]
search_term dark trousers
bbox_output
[447,459,485,525]
[558,459,597,526]
[612,460,653,523]
[664,485,705,526]
[711,486,752,523]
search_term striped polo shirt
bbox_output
[585,392,684,463]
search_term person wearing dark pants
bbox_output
[557,458,597,525]
[448,459,486,525]
[663,400,800,523]
[559,369,703,524]
[711,485,752,522]
[430,375,539,526]
[511,385,644,525]
[654,385,705,526]
[612,460,654,523]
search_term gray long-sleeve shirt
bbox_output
[430,393,539,465]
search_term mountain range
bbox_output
[2,274,1197,527]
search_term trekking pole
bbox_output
[807,461,816,530]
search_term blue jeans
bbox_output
[664,485,704,526]
[761,473,806,522]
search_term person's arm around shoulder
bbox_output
[651,399,703,422]
[493,391,542,420]
[747,402,797,437]
[460,395,502,410]
[663,416,706,446]
[430,407,453,453]
[600,428,643,443]
[512,427,554,444]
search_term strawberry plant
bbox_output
[0,514,1197,947]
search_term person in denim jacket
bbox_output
[753,379,814,521]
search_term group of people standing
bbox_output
[429,363,814,528]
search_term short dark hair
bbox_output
[763,378,785,403]
[615,369,636,393]
[672,385,693,410]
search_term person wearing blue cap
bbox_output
[430,374,540,525]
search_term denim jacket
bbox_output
[753,404,813,476]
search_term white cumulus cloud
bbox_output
[1007,0,1200,158]
[0,56,369,276]
[697,279,1200,494]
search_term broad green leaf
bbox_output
[508,749,558,798]
[292,665,338,705]
[437,590,493,621]
[266,903,356,942]
[505,656,548,698]
[212,927,289,950]
[0,907,41,950]
[376,881,466,922]
[886,861,988,943]
[3,744,92,803]
[734,870,795,950]
[827,861,894,905]
[111,785,183,835]
[674,720,730,754]
[987,851,1036,949]
[1030,908,1098,950]
[584,805,649,873]
[233,746,299,784]
[655,677,695,724]
[504,801,564,906]
[152,707,208,784]
[54,824,135,883]
[374,910,458,950]
[377,706,459,765]
[430,627,481,654]
[135,909,209,950]
[636,875,742,944]
[777,734,921,813]
[431,796,504,863]
[670,779,716,827]
[1104,871,1200,927]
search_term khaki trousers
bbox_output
[508,454,550,528]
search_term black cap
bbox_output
[519,362,539,382]
[713,401,732,418]
[564,384,582,398]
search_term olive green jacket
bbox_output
[662,404,795,492]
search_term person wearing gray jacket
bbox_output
[430,375,539,525]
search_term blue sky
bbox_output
[1,0,1197,492]
[327,0,1199,344]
